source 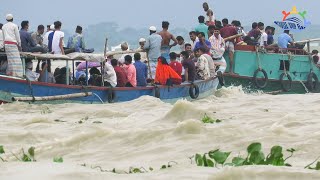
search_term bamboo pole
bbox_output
[12,92,93,102]
[102,38,108,86]
[295,38,320,44]
[223,34,243,42]
[105,49,144,57]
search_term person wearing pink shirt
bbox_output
[124,55,137,87]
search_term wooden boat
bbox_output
[221,39,320,93]
[0,52,219,104]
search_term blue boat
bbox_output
[0,53,218,104]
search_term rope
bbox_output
[255,46,262,69]
[92,93,104,104]
[25,77,35,102]
[298,80,309,93]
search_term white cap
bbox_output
[149,26,156,31]
[139,38,146,43]
[6,14,13,21]
[50,24,54,30]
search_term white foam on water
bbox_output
[1,89,320,179]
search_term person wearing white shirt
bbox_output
[189,31,199,50]
[0,23,4,50]
[260,28,268,47]
[2,14,23,77]
[103,62,117,87]
[51,21,65,55]
[25,62,39,81]
[209,27,227,74]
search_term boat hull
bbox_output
[0,75,218,104]
[222,45,320,93]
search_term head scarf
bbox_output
[155,56,182,85]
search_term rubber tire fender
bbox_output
[253,68,268,89]
[189,83,200,99]
[307,72,320,92]
[279,73,292,92]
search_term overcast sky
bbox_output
[1,0,319,31]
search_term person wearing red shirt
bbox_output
[220,18,238,74]
[169,52,182,77]
[111,59,127,87]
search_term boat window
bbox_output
[279,60,290,71]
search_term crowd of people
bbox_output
[0,2,316,88]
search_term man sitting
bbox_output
[111,59,127,87]
[20,21,46,53]
[25,61,39,81]
[181,51,196,82]
[194,32,211,54]
[124,55,137,87]
[169,52,182,77]
[31,25,45,47]
[67,26,86,52]
[278,30,294,52]
[133,53,148,87]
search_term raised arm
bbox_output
[170,34,178,48]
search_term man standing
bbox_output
[51,21,65,55]
[176,36,185,52]
[203,2,215,26]
[194,32,211,54]
[2,14,23,77]
[144,26,162,79]
[189,31,199,50]
[31,25,45,47]
[43,24,54,48]
[67,26,86,52]
[195,16,208,39]
[20,21,46,53]
[158,21,178,63]
[209,26,227,76]
[220,18,237,73]
[0,23,4,50]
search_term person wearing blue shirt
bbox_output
[278,30,294,49]
[195,16,209,39]
[144,26,162,79]
[193,32,211,54]
[133,52,148,86]
[67,26,86,52]
[19,21,46,53]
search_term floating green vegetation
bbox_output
[0,145,62,163]
[194,143,295,167]
[53,157,63,163]
[201,114,222,124]
[83,161,177,174]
